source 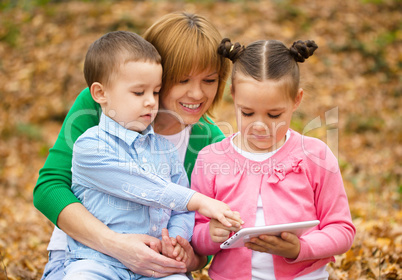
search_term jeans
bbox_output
[64,259,189,280]
[42,250,191,280]
[41,250,65,280]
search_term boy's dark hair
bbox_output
[218,38,318,100]
[84,31,161,87]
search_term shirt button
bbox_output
[152,225,157,232]
[141,193,147,197]
[142,156,147,163]
[253,166,261,172]
[170,202,175,208]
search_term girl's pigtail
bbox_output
[218,38,245,63]
[289,40,318,63]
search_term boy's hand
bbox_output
[161,229,188,262]
[209,217,242,243]
[187,193,244,227]
[245,232,301,259]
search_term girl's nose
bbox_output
[253,122,269,132]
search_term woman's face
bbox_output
[158,68,219,129]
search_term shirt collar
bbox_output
[99,113,155,146]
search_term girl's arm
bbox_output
[290,143,356,262]
[190,153,223,256]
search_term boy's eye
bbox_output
[241,111,253,117]
[268,113,281,119]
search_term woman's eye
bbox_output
[268,113,281,119]
[241,111,253,117]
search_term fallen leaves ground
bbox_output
[0,1,400,279]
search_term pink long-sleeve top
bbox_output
[191,129,355,280]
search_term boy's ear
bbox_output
[90,82,107,105]
[293,88,303,111]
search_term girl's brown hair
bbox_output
[143,12,230,116]
[218,38,318,100]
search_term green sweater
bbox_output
[34,88,225,226]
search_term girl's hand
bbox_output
[188,193,244,227]
[245,232,301,259]
[209,217,242,243]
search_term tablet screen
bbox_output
[220,220,320,249]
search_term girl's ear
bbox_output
[230,84,235,101]
[90,82,107,105]
[293,88,303,111]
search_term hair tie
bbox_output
[229,45,234,53]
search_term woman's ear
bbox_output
[293,88,303,111]
[90,82,107,105]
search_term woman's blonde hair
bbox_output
[143,12,230,116]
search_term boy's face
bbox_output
[102,61,162,132]
[232,74,302,153]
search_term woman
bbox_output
[34,12,230,279]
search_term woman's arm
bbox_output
[33,88,100,224]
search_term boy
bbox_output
[63,31,240,279]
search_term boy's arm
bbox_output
[166,153,195,240]
[73,134,196,212]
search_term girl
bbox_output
[191,38,356,280]
[35,12,231,279]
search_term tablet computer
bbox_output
[220,220,320,249]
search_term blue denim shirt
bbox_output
[66,113,195,268]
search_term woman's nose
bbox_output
[187,82,203,100]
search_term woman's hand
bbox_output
[109,233,187,278]
[245,232,301,259]
[58,203,187,278]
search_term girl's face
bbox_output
[157,68,219,133]
[232,75,302,153]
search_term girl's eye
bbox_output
[133,92,144,96]
[268,113,281,119]
[204,79,217,84]
[241,111,253,117]
[153,91,160,95]
[179,79,189,84]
